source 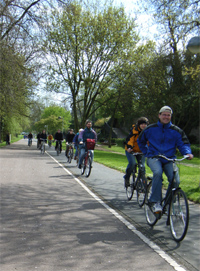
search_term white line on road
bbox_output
[46,152,186,271]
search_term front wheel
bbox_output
[126,173,135,201]
[136,176,147,207]
[68,148,73,163]
[85,156,92,177]
[169,189,189,242]
[144,181,158,226]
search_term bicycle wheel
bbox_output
[169,189,189,242]
[144,181,158,226]
[136,176,147,207]
[68,149,72,163]
[126,173,135,201]
[85,156,92,177]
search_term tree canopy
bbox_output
[45,2,139,131]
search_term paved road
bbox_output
[0,139,199,271]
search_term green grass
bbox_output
[0,135,23,147]
[94,149,200,203]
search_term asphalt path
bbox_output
[0,139,199,271]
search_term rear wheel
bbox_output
[169,189,189,242]
[136,176,147,207]
[144,181,158,226]
[85,156,92,177]
[68,148,73,163]
[126,173,135,201]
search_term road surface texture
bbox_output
[0,139,199,271]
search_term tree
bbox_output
[45,2,139,131]
[34,105,71,134]
[134,0,200,136]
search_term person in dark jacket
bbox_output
[37,132,42,148]
[78,120,97,168]
[54,129,63,152]
[137,106,193,213]
[28,132,33,146]
[65,129,75,157]
[6,132,10,145]
[40,130,47,142]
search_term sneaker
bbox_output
[78,164,81,169]
[152,202,162,214]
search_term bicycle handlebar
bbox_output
[152,154,189,162]
[131,152,143,156]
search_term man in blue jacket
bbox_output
[137,106,193,213]
[78,120,97,169]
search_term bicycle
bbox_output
[144,155,190,242]
[66,143,74,163]
[40,139,46,154]
[126,152,149,207]
[28,138,32,147]
[48,140,52,148]
[80,139,95,178]
[55,140,62,156]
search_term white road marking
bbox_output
[46,152,186,271]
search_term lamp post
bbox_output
[187,36,200,54]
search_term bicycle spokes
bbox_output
[169,189,189,242]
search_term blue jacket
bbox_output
[137,121,192,161]
[73,133,79,145]
[78,127,97,149]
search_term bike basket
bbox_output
[86,139,95,150]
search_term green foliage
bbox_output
[45,2,139,131]
[34,105,71,134]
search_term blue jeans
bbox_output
[147,158,173,203]
[79,148,94,166]
[124,151,146,180]
[74,144,78,157]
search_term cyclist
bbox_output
[65,129,75,157]
[37,132,42,149]
[78,120,97,169]
[40,129,47,144]
[124,117,149,188]
[54,129,63,152]
[73,128,83,160]
[137,106,193,213]
[28,132,33,146]
[48,134,53,147]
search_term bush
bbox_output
[176,144,200,158]
[191,145,200,157]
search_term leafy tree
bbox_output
[134,0,200,137]
[45,2,138,131]
[34,105,71,134]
